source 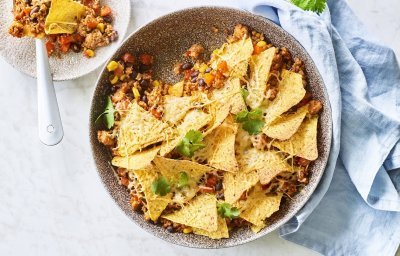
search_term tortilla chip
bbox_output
[223,170,259,204]
[263,105,308,140]
[153,157,215,204]
[237,185,282,227]
[162,95,200,125]
[162,193,218,232]
[238,148,294,185]
[272,116,319,160]
[210,37,253,78]
[194,116,239,172]
[193,216,229,239]
[118,102,174,156]
[211,78,246,115]
[168,81,184,97]
[45,0,86,34]
[251,224,266,233]
[263,70,306,124]
[111,146,159,170]
[246,47,276,109]
[133,166,172,222]
[159,110,211,156]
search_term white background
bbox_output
[0,0,399,255]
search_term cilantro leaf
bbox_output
[291,0,327,14]
[217,202,240,219]
[176,130,205,157]
[235,108,265,135]
[95,96,115,129]
[242,119,265,135]
[240,88,249,100]
[151,176,171,196]
[177,171,189,189]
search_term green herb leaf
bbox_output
[95,96,116,129]
[217,202,240,219]
[240,88,249,100]
[176,130,205,157]
[151,176,171,196]
[177,171,189,189]
[290,0,327,14]
[235,108,265,135]
[242,119,265,135]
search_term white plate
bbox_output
[0,0,131,81]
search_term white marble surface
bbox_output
[0,1,399,255]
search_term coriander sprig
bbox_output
[291,0,327,14]
[151,176,171,196]
[95,96,115,129]
[217,202,240,219]
[235,108,265,135]
[176,130,205,157]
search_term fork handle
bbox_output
[36,39,64,146]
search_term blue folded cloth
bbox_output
[239,0,400,255]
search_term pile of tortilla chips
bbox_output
[110,30,320,239]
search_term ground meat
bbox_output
[308,100,323,114]
[227,24,249,42]
[83,30,109,49]
[291,57,307,86]
[97,130,114,146]
[185,44,204,59]
[265,87,278,100]
[250,134,270,150]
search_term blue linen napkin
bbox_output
[238,0,400,254]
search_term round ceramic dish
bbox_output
[0,0,130,81]
[89,7,332,248]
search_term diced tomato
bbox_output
[139,53,153,65]
[120,176,129,187]
[87,20,99,30]
[239,192,247,200]
[122,53,135,63]
[217,60,228,73]
[23,7,31,16]
[45,41,55,56]
[60,43,71,53]
[47,34,58,42]
[205,174,218,187]
[183,70,191,81]
[74,34,84,43]
[100,6,112,17]
[199,186,215,193]
[253,45,267,55]
[59,35,74,45]
[203,73,215,85]
[113,64,124,76]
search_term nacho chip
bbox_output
[210,37,253,78]
[193,216,229,239]
[153,157,215,204]
[168,81,184,97]
[111,146,159,170]
[238,148,294,185]
[118,102,174,156]
[263,70,306,124]
[45,0,86,34]
[223,170,259,204]
[162,95,200,125]
[251,224,266,233]
[162,193,218,232]
[133,166,172,222]
[246,47,276,109]
[237,185,282,227]
[159,110,211,156]
[263,105,308,140]
[194,116,239,172]
[272,116,319,160]
[211,78,246,115]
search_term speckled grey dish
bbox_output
[89,7,332,248]
[0,0,130,81]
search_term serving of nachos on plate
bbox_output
[96,24,323,239]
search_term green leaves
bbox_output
[217,202,240,219]
[151,176,171,196]
[95,96,115,129]
[291,0,327,14]
[235,108,265,135]
[240,88,249,100]
[177,171,189,189]
[176,130,205,157]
